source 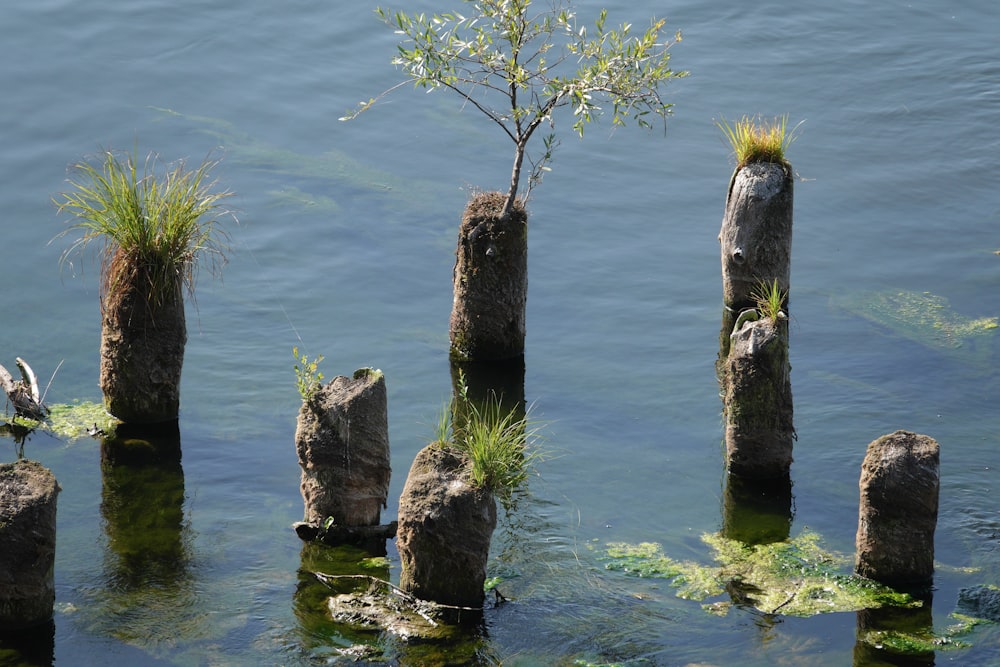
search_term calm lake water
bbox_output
[2,1,998,665]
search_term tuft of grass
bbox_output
[751,278,787,321]
[435,376,544,508]
[293,347,325,402]
[717,114,801,170]
[54,148,234,313]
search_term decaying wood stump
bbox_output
[100,272,187,424]
[0,358,48,421]
[719,161,793,321]
[0,460,60,631]
[721,316,794,479]
[449,191,528,361]
[396,444,496,611]
[295,368,391,529]
[855,430,939,588]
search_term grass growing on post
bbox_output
[717,115,801,170]
[751,278,787,321]
[434,379,543,508]
[54,149,234,313]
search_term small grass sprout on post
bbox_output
[751,278,787,322]
[55,148,234,424]
[717,114,801,171]
[293,347,325,403]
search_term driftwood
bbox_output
[0,359,48,421]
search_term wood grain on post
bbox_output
[0,460,60,631]
[295,369,391,528]
[855,431,939,588]
[719,161,793,321]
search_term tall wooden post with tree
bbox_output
[345,0,686,361]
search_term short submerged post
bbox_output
[396,444,496,614]
[294,368,391,532]
[0,460,60,632]
[855,430,939,588]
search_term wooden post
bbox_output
[449,191,528,361]
[396,444,496,613]
[721,316,794,479]
[855,431,939,588]
[0,460,60,631]
[719,161,793,328]
[295,368,391,529]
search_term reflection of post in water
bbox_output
[100,421,189,589]
[854,597,935,667]
[449,356,526,423]
[721,471,793,545]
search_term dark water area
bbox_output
[1,1,998,665]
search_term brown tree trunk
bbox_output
[449,191,528,361]
[0,460,60,631]
[295,368,391,528]
[396,444,496,611]
[100,267,186,424]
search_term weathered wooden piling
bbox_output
[100,275,187,424]
[295,368,391,529]
[0,460,60,631]
[719,160,793,324]
[855,431,939,588]
[396,444,496,612]
[449,191,528,362]
[721,315,794,479]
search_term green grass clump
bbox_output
[435,378,543,507]
[717,114,801,169]
[55,148,233,311]
[751,278,787,321]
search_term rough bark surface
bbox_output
[100,278,186,424]
[396,444,497,609]
[295,369,391,527]
[0,460,60,630]
[449,191,528,361]
[855,430,939,587]
[722,317,794,478]
[719,161,793,316]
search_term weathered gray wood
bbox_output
[0,460,61,631]
[396,444,496,610]
[295,368,391,527]
[719,161,793,318]
[855,430,939,588]
[721,316,794,479]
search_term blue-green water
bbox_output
[1,1,998,665]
